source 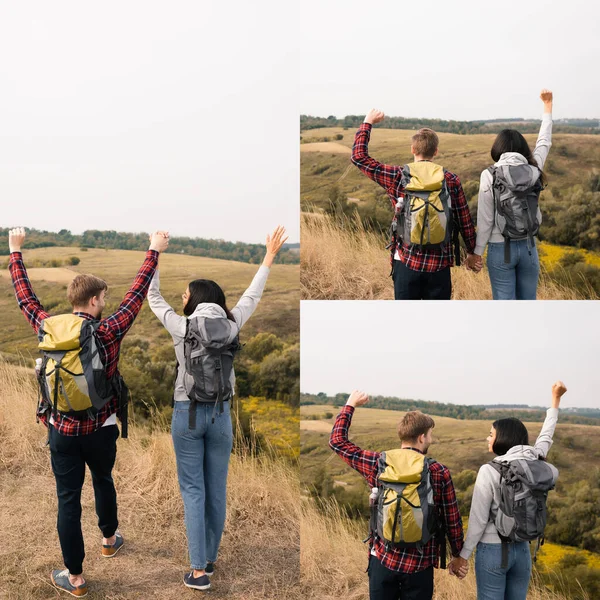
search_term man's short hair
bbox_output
[397,411,435,441]
[67,274,108,307]
[411,128,439,159]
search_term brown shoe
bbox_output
[101,532,124,557]
[51,569,88,597]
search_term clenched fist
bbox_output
[551,380,567,408]
[364,109,385,125]
[8,227,26,253]
[149,231,170,253]
[346,390,369,408]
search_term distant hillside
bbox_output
[0,227,300,264]
[300,393,600,426]
[301,114,600,135]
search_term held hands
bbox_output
[551,380,567,409]
[448,556,469,579]
[364,109,385,125]
[465,253,483,273]
[149,231,170,253]
[540,89,553,113]
[8,227,26,253]
[263,225,288,268]
[346,390,369,408]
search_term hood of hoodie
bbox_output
[187,302,239,345]
[493,444,543,463]
[494,151,530,167]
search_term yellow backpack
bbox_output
[37,314,127,430]
[371,450,442,555]
[392,162,454,250]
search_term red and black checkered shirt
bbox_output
[9,250,159,436]
[351,123,476,272]
[329,405,464,573]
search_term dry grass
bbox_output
[0,364,300,599]
[300,212,594,300]
[300,497,581,600]
[300,142,351,154]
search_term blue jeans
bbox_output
[487,240,540,300]
[475,542,532,600]
[172,401,233,570]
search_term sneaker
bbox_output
[205,562,215,577]
[51,569,88,598]
[101,532,124,557]
[183,571,211,590]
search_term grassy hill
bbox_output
[0,364,300,600]
[0,247,300,414]
[300,127,600,203]
[301,405,600,598]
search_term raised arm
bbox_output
[8,228,49,333]
[98,232,168,341]
[534,380,566,458]
[351,109,401,193]
[231,226,288,329]
[329,391,379,487]
[147,271,187,341]
[533,89,553,170]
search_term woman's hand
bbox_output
[262,225,288,267]
[540,89,553,114]
[551,380,567,408]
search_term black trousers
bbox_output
[368,555,434,600]
[392,260,452,300]
[49,424,119,575]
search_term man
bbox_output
[330,390,467,600]
[351,110,480,300]
[8,227,169,597]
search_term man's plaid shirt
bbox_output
[329,405,464,573]
[9,250,159,436]
[351,122,476,272]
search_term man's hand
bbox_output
[448,556,468,579]
[465,253,483,273]
[8,227,26,253]
[346,390,369,408]
[540,89,553,113]
[364,109,385,125]
[263,225,289,268]
[551,380,567,409]
[149,231,169,253]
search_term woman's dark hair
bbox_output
[490,129,546,186]
[183,279,234,321]
[491,418,529,456]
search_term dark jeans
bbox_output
[49,424,119,575]
[368,555,434,600]
[392,260,452,300]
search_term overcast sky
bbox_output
[0,2,299,243]
[301,301,600,408]
[298,0,600,120]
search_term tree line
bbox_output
[0,228,300,265]
[300,393,600,426]
[301,114,600,135]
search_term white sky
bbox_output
[301,301,600,408]
[298,0,600,120]
[0,2,299,243]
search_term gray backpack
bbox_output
[489,458,558,567]
[183,314,240,428]
[488,164,544,263]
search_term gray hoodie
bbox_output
[474,113,552,256]
[459,408,559,560]
[147,265,270,402]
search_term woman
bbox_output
[147,225,287,591]
[453,381,567,599]
[470,90,553,300]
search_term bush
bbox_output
[68,256,80,266]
